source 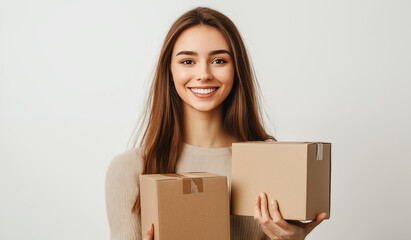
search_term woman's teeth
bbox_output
[190,88,217,94]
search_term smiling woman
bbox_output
[105,6,326,240]
[171,25,234,113]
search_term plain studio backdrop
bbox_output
[1,0,410,239]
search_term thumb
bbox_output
[143,223,154,240]
[305,213,327,235]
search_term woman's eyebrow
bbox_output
[176,49,231,56]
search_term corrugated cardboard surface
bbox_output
[231,142,331,221]
[140,172,230,240]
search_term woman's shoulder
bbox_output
[106,147,144,178]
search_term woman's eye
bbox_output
[180,59,227,65]
[181,60,194,65]
[213,59,227,64]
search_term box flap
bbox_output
[140,172,224,181]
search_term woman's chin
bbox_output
[184,102,222,113]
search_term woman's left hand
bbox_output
[254,192,327,240]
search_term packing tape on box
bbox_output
[316,143,323,161]
[183,178,203,194]
[160,174,204,194]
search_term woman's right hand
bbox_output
[254,192,326,240]
[143,223,154,240]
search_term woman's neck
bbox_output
[183,104,234,148]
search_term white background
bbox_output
[1,0,410,239]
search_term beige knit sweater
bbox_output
[105,143,269,240]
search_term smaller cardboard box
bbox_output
[140,172,230,240]
[231,142,331,221]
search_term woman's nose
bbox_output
[196,62,213,81]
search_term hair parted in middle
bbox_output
[133,6,276,175]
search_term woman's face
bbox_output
[170,25,234,113]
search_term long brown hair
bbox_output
[129,6,276,175]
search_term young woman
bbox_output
[105,7,327,240]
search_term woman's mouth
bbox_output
[189,87,219,98]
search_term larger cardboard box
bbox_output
[231,142,331,221]
[140,172,230,240]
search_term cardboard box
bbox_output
[140,172,230,240]
[231,142,331,221]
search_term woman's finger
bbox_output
[305,212,327,235]
[269,199,288,228]
[143,222,154,240]
[260,192,272,221]
[253,195,262,222]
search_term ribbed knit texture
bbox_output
[105,143,269,240]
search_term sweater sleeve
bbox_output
[105,149,143,240]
